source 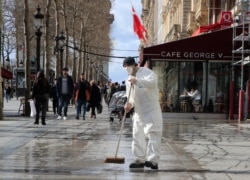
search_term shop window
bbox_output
[208,62,230,113]
[152,61,177,112]
[179,62,203,113]
[151,60,230,113]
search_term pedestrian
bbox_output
[120,80,126,91]
[31,70,50,125]
[98,81,105,104]
[107,82,118,105]
[4,83,11,102]
[72,82,77,108]
[104,81,110,104]
[56,67,74,120]
[50,78,58,116]
[74,73,90,120]
[89,80,101,119]
[123,57,163,170]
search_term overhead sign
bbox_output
[219,11,233,25]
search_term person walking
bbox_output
[5,83,11,102]
[104,81,110,104]
[107,82,118,105]
[74,73,90,120]
[120,80,126,91]
[31,70,50,125]
[123,57,163,170]
[98,81,105,104]
[56,67,74,120]
[89,80,101,119]
[72,82,77,108]
[50,78,58,116]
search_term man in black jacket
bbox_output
[74,73,90,120]
[31,70,50,125]
[56,67,74,120]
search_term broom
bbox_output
[105,83,132,164]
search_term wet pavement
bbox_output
[1,98,250,179]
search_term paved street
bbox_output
[1,98,250,179]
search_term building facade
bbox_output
[141,0,250,118]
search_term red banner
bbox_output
[192,11,233,36]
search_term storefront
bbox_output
[141,26,250,115]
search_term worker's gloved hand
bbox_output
[124,102,132,113]
[128,76,137,85]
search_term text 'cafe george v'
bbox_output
[140,25,250,116]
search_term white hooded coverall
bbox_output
[126,67,163,163]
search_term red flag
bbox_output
[132,6,147,41]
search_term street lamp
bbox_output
[34,5,44,72]
[19,59,23,66]
[6,55,10,62]
[54,31,66,74]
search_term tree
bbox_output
[0,0,3,119]
[53,0,60,78]
[2,0,16,67]
[0,0,114,119]
[23,0,32,116]
[44,0,52,79]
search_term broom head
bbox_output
[104,156,125,164]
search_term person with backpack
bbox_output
[74,73,90,120]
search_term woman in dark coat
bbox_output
[31,70,50,125]
[89,80,101,118]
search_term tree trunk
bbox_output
[53,0,60,78]
[72,1,77,82]
[0,1,3,120]
[24,0,31,116]
[78,21,83,78]
[44,0,52,80]
[62,0,67,68]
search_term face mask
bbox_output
[125,66,133,75]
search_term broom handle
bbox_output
[114,83,133,158]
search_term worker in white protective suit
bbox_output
[123,57,163,170]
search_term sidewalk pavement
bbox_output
[0,98,250,179]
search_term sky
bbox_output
[108,0,142,83]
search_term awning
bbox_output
[1,67,13,79]
[142,26,248,66]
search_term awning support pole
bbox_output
[238,90,245,122]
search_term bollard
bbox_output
[238,89,245,122]
[229,81,234,119]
